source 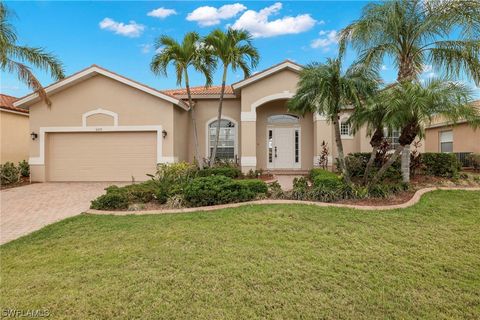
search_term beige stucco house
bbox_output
[0,94,29,164]
[15,60,383,182]
[425,100,480,156]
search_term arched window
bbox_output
[208,119,236,160]
[267,114,299,124]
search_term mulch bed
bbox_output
[0,177,32,190]
[337,191,416,206]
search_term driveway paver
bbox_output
[0,182,115,245]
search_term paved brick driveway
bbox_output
[0,182,115,245]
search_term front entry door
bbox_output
[271,127,296,169]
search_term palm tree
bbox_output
[370,79,479,185]
[349,92,391,185]
[288,57,379,184]
[151,32,216,169]
[204,28,259,166]
[340,0,480,182]
[0,3,64,106]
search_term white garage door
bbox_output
[47,131,157,181]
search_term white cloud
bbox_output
[139,44,152,54]
[187,3,246,27]
[230,2,316,38]
[381,65,388,71]
[310,30,338,51]
[147,7,177,19]
[99,18,145,37]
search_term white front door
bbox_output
[268,127,298,169]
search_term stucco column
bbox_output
[313,112,333,168]
[240,111,256,173]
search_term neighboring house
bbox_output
[15,60,391,182]
[425,100,480,159]
[0,94,29,164]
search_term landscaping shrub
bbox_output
[311,169,343,189]
[197,166,242,179]
[342,153,402,181]
[422,153,460,178]
[90,192,129,210]
[291,177,310,200]
[309,168,338,180]
[0,162,20,185]
[368,183,409,198]
[236,179,268,194]
[467,153,480,172]
[268,181,284,199]
[184,176,256,207]
[18,160,29,177]
[149,162,198,196]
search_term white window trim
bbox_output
[29,125,165,165]
[82,108,119,127]
[340,116,353,140]
[205,116,238,159]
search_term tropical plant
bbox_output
[340,0,480,182]
[370,79,479,185]
[204,28,259,165]
[287,56,379,183]
[0,3,64,106]
[151,32,216,169]
[349,91,392,185]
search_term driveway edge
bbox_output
[85,186,480,215]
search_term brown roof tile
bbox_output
[163,85,234,96]
[0,94,28,113]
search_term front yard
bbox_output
[1,190,479,319]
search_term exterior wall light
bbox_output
[162,130,167,138]
[30,132,38,140]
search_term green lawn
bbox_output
[1,190,479,319]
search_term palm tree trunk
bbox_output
[363,146,378,185]
[209,65,228,166]
[401,144,411,183]
[184,71,203,169]
[370,145,404,186]
[332,115,351,184]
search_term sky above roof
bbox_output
[1,1,479,98]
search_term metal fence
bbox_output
[454,152,473,167]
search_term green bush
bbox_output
[184,176,255,207]
[422,153,460,178]
[291,177,310,200]
[197,166,243,179]
[236,179,268,194]
[90,192,129,210]
[342,153,402,181]
[309,168,338,180]
[467,153,480,171]
[311,169,343,190]
[0,162,20,185]
[268,181,284,199]
[368,183,409,198]
[18,160,29,177]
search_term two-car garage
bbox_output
[46,131,157,182]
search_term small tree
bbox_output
[150,32,216,169]
[370,79,479,185]
[288,56,379,184]
[204,28,259,165]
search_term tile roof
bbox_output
[0,94,28,113]
[163,85,234,96]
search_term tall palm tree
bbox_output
[370,79,479,185]
[340,0,480,182]
[151,32,216,169]
[288,57,379,184]
[204,28,259,165]
[349,92,391,185]
[0,3,64,106]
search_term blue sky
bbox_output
[1,1,478,98]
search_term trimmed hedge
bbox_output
[422,153,460,178]
[91,192,129,210]
[184,176,263,207]
[197,166,243,179]
[236,179,268,194]
[343,153,402,181]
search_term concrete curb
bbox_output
[85,187,480,216]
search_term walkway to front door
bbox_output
[267,126,300,170]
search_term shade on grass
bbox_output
[1,190,479,319]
